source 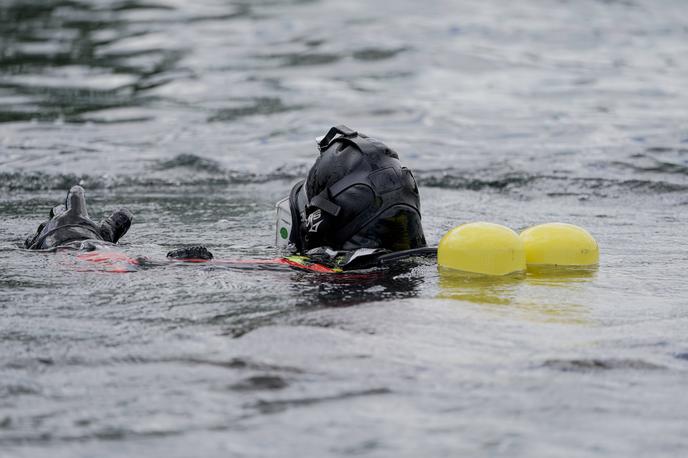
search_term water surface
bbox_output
[1,0,688,456]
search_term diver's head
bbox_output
[276,125,426,253]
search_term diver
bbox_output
[23,184,213,261]
[274,125,435,270]
[24,185,133,250]
[25,125,436,271]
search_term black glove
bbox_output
[167,246,214,260]
[25,185,133,250]
[99,208,133,243]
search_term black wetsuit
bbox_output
[26,186,432,268]
[25,185,132,250]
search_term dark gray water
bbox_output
[2,0,688,456]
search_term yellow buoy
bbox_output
[520,223,599,266]
[438,222,526,276]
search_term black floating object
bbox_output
[167,246,214,260]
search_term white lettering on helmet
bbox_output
[308,209,323,232]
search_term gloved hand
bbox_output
[166,246,213,260]
[25,185,132,249]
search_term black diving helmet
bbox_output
[275,125,426,253]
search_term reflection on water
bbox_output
[437,266,596,323]
[525,264,598,286]
[437,268,524,306]
[0,0,184,123]
[292,264,424,308]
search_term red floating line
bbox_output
[209,257,336,272]
[76,251,338,274]
[280,258,336,273]
[77,251,140,265]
